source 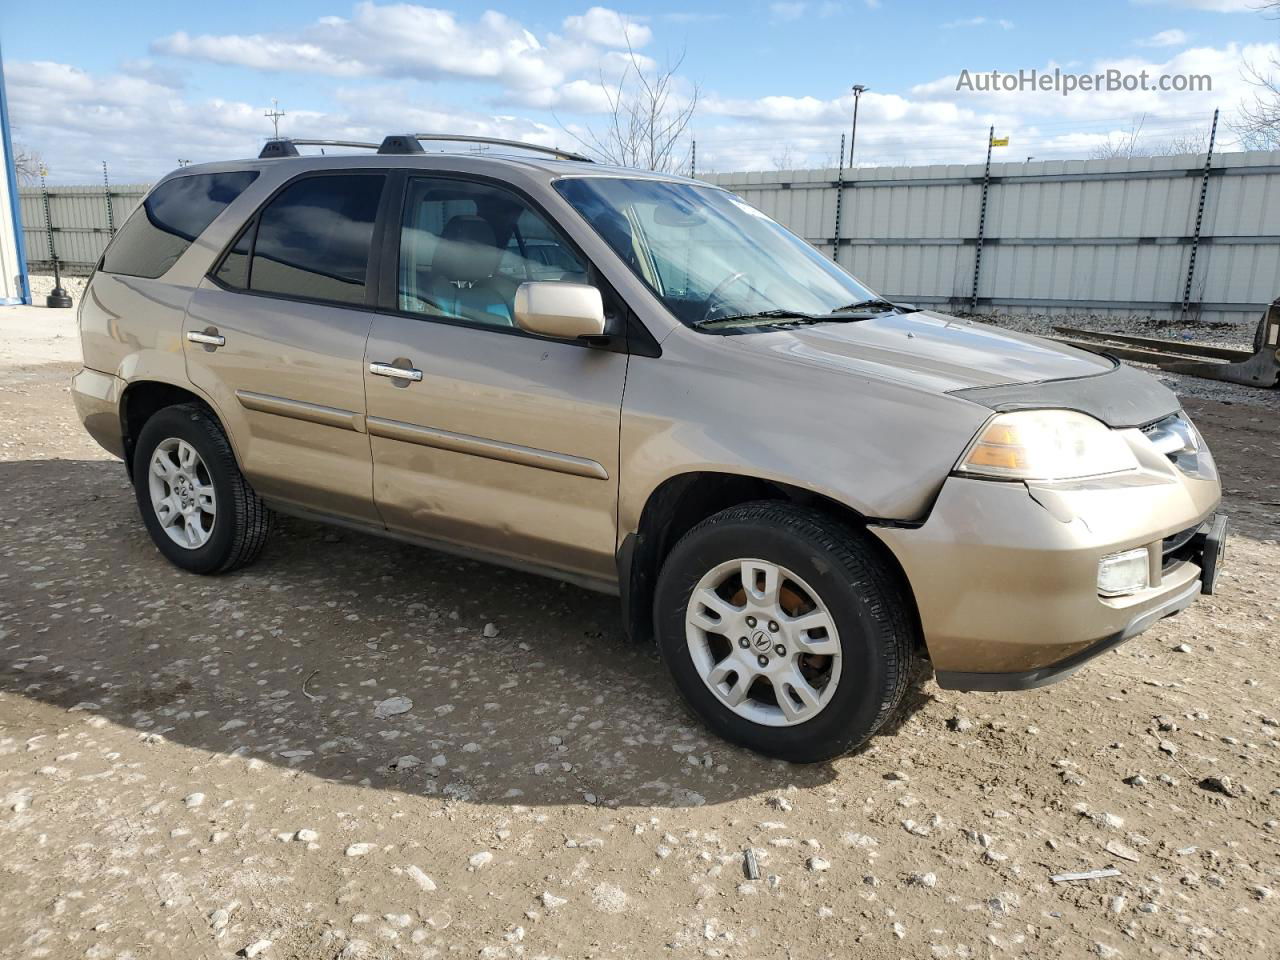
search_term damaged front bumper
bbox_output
[870,463,1224,692]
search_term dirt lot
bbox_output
[2,304,1278,960]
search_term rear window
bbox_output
[101,171,258,279]
[247,174,384,306]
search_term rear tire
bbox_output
[653,502,917,763]
[132,403,271,574]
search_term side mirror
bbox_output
[514,281,606,340]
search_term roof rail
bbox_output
[377,134,593,163]
[258,138,381,159]
[257,135,593,163]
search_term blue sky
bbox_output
[1,0,1275,181]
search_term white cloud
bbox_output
[157,30,371,77]
[942,16,1015,29]
[660,12,727,22]
[152,3,648,102]
[689,40,1273,173]
[562,7,652,47]
[1137,28,1190,47]
[5,59,577,183]
[1134,0,1257,11]
[770,3,808,22]
[12,5,1275,184]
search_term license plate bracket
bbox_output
[1195,514,1229,595]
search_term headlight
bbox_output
[1142,412,1216,481]
[956,410,1140,481]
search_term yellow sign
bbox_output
[990,136,1010,147]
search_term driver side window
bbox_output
[398,179,588,330]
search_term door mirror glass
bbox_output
[514,282,606,339]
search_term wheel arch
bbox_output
[618,470,920,649]
[118,379,237,479]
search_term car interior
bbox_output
[397,181,589,328]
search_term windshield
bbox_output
[555,177,877,328]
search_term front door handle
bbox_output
[369,361,423,382]
[187,330,225,348]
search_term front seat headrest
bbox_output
[432,215,503,284]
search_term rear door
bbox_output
[363,174,628,583]
[184,170,386,523]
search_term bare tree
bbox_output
[1237,60,1280,149]
[1090,116,1211,159]
[1233,0,1280,149]
[562,40,699,173]
[12,143,44,185]
[1089,116,1147,159]
[770,144,796,170]
[1156,132,1211,155]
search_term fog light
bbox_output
[1098,548,1149,597]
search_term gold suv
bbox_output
[72,135,1227,761]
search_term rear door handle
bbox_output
[369,361,423,382]
[187,330,225,348]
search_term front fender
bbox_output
[618,332,990,537]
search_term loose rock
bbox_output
[374,696,413,719]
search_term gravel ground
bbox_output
[1,302,1279,959]
[972,310,1260,353]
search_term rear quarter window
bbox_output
[100,171,258,279]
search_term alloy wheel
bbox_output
[684,558,841,727]
[147,437,217,549]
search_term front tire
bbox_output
[654,502,917,762]
[132,403,271,574]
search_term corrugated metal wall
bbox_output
[706,150,1280,324]
[17,150,1280,322]
[20,184,148,274]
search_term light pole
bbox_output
[848,84,868,171]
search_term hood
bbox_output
[724,310,1180,428]
[728,310,1114,394]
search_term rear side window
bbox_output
[101,171,258,278]
[248,174,385,306]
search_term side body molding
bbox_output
[366,416,610,480]
[235,390,367,433]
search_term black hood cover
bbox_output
[949,359,1180,429]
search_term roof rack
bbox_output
[259,138,380,159]
[378,134,593,163]
[258,134,593,163]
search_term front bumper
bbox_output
[871,464,1223,692]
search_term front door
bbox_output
[184,171,386,523]
[364,175,627,583]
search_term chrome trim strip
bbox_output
[366,416,609,480]
[235,390,366,433]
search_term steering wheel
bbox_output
[699,271,750,324]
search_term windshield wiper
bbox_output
[828,298,919,315]
[691,309,824,329]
